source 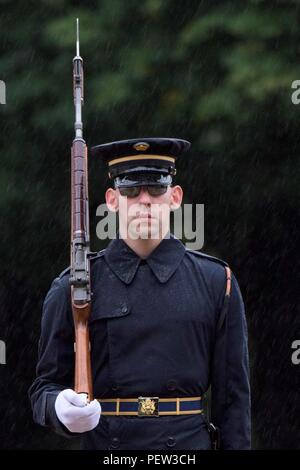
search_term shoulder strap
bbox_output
[216,266,232,331]
[186,248,229,268]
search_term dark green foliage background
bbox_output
[0,0,299,449]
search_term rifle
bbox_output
[69,18,93,401]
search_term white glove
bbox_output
[54,389,101,433]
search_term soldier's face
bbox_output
[106,184,183,240]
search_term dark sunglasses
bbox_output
[118,185,168,198]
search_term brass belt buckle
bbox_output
[138,396,159,417]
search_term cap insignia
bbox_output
[133,142,150,151]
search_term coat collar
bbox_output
[104,231,186,284]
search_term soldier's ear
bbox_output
[105,188,119,212]
[170,185,183,210]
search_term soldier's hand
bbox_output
[54,389,101,433]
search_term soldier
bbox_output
[28,137,251,450]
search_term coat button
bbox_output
[166,437,176,448]
[121,304,128,313]
[111,384,119,391]
[110,437,120,449]
[167,380,177,391]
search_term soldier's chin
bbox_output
[128,219,160,240]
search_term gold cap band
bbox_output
[108,154,175,166]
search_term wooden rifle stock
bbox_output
[72,295,93,399]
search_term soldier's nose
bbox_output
[138,186,152,204]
